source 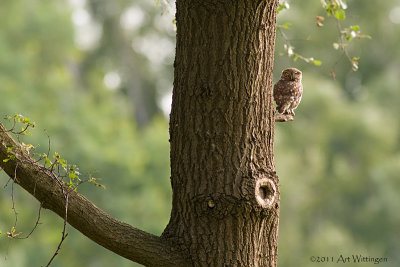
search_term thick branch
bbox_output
[0,122,188,267]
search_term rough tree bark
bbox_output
[163,1,280,266]
[0,0,280,266]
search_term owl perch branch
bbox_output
[275,113,294,122]
[0,122,188,267]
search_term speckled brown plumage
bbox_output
[273,68,303,116]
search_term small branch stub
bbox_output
[255,178,276,208]
[275,113,294,122]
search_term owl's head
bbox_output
[281,68,302,81]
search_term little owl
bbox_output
[273,68,303,116]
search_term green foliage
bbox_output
[277,0,371,73]
[277,1,323,66]
[341,25,372,41]
[3,146,16,163]
[4,114,36,135]
[6,227,22,239]
[278,43,322,66]
[2,115,105,191]
[321,0,347,19]
[277,1,290,14]
[278,22,292,29]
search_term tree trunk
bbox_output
[163,1,280,266]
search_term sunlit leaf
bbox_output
[360,34,372,39]
[313,60,322,66]
[334,9,346,20]
[277,1,290,14]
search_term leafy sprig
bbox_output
[277,23,322,66]
[319,0,371,72]
[277,0,370,74]
[277,1,322,66]
[2,114,106,190]
[277,1,290,14]
[4,114,35,135]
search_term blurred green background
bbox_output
[0,0,398,266]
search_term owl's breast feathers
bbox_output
[273,80,303,114]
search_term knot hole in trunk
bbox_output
[255,178,276,208]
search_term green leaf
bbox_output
[334,9,346,20]
[326,4,335,15]
[282,22,292,29]
[3,158,10,163]
[360,34,372,39]
[313,60,322,66]
[277,1,290,14]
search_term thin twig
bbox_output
[45,194,69,267]
[11,178,18,229]
[17,205,42,239]
[11,163,20,229]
